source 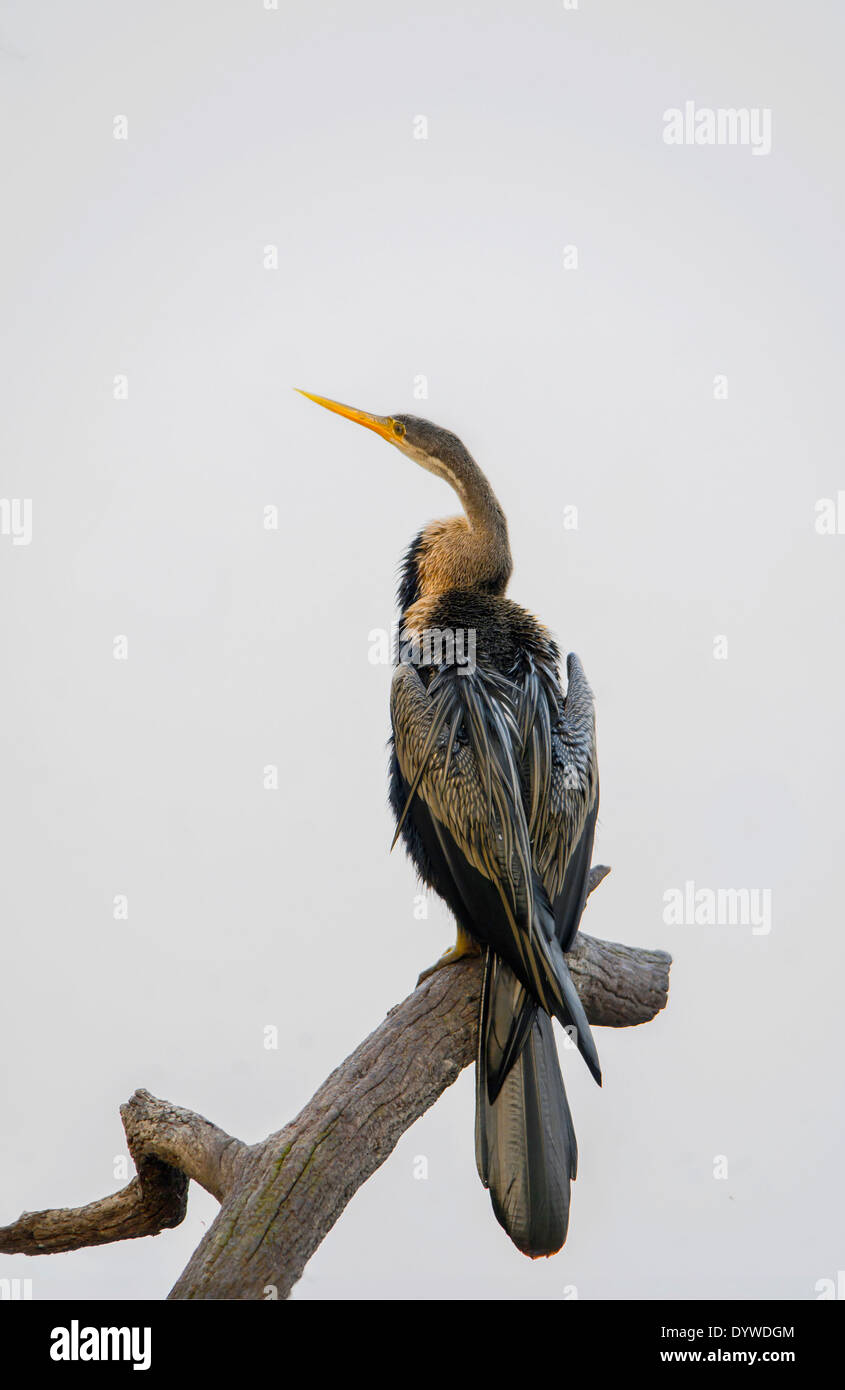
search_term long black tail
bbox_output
[475,952,578,1257]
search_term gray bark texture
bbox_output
[0,867,671,1298]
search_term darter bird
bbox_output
[297,390,601,1257]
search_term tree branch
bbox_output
[0,867,671,1296]
[0,1090,246,1255]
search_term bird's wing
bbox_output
[391,661,533,933]
[390,658,599,1083]
[514,651,599,950]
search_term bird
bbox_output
[297,389,601,1257]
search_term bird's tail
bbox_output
[475,951,577,1257]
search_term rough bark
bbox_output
[0,867,671,1297]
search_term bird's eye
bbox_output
[392,420,406,438]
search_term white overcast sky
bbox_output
[1,0,843,1300]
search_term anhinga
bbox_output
[298,390,601,1257]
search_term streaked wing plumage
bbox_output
[390,648,599,1088]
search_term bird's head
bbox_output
[296,389,512,601]
[295,391,473,490]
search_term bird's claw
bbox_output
[416,930,481,986]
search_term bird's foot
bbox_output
[416,927,481,985]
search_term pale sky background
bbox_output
[1,1,843,1300]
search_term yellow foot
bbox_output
[417,927,481,985]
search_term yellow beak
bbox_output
[295,389,395,443]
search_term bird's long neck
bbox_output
[443,452,507,535]
[407,447,513,604]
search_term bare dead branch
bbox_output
[0,867,671,1296]
[0,1090,245,1255]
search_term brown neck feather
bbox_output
[402,427,513,600]
[415,507,512,600]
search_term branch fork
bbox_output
[0,867,671,1298]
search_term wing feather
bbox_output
[391,651,601,1084]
